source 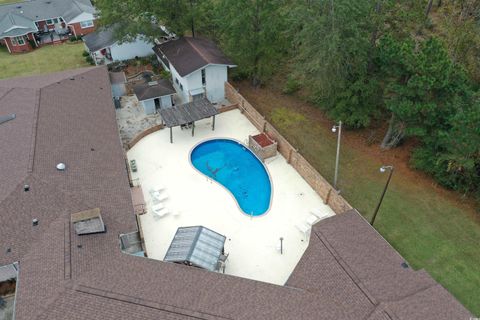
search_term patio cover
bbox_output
[164,226,226,271]
[159,98,218,128]
[159,98,218,143]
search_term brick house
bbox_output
[0,0,96,54]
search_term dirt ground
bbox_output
[116,95,162,149]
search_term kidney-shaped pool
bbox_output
[190,139,272,216]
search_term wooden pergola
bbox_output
[159,98,218,143]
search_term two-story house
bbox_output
[0,0,96,54]
[153,37,236,104]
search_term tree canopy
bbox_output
[94,0,480,199]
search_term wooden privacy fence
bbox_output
[225,82,352,215]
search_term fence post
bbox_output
[288,148,295,164]
[324,188,332,205]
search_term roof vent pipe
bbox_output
[24,184,30,192]
[32,219,39,226]
[56,163,66,171]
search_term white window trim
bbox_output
[80,20,94,29]
[11,36,25,46]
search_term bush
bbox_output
[282,76,301,94]
[28,39,37,48]
[160,70,171,79]
[82,50,90,57]
[85,55,95,65]
[69,35,83,42]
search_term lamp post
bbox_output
[331,121,342,190]
[371,165,394,226]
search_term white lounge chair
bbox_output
[306,214,320,226]
[295,223,311,241]
[151,203,166,217]
[310,208,323,219]
[152,206,169,219]
[151,191,169,203]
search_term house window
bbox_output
[175,78,179,85]
[201,69,206,86]
[46,19,53,25]
[180,84,183,91]
[16,36,25,45]
[11,36,25,46]
[80,20,94,29]
[53,18,59,24]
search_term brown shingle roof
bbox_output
[0,68,472,320]
[133,78,175,101]
[153,37,235,77]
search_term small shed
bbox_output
[71,208,106,235]
[109,71,126,98]
[164,226,226,271]
[133,79,176,115]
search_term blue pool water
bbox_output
[190,139,272,216]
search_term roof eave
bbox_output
[182,63,237,79]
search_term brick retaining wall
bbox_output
[127,124,164,150]
[225,82,352,215]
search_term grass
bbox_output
[236,82,480,316]
[0,0,22,4]
[0,43,89,80]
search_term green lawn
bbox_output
[237,83,480,316]
[0,43,89,79]
[0,0,22,4]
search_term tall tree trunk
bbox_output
[190,0,195,37]
[381,113,405,149]
[368,1,382,73]
[425,0,434,18]
[251,1,261,87]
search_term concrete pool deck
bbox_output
[127,109,335,285]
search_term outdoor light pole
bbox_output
[371,165,394,226]
[332,121,342,190]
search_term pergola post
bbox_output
[212,115,216,131]
[192,122,195,136]
[170,127,173,143]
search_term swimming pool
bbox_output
[190,139,272,216]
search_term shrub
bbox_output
[82,50,90,57]
[85,56,95,65]
[160,70,171,79]
[28,39,37,48]
[282,76,301,94]
[69,35,83,42]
